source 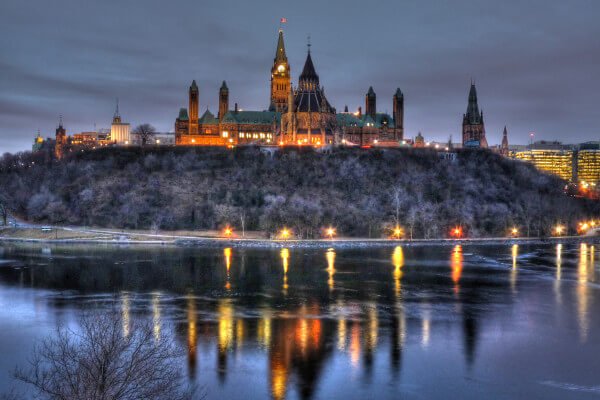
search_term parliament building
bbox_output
[174,29,404,147]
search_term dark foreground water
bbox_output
[0,242,599,399]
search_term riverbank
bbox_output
[1,226,599,249]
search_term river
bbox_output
[0,242,599,399]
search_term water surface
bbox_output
[0,242,599,399]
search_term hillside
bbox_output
[0,146,597,239]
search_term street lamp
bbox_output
[222,226,233,238]
[554,225,564,236]
[451,227,463,239]
[325,227,336,240]
[392,225,403,240]
[279,228,291,240]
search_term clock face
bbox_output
[277,64,286,73]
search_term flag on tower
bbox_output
[280,17,287,23]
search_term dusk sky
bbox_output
[1,0,599,154]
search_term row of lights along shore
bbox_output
[219,221,598,240]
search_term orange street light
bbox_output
[222,227,233,238]
[325,227,336,240]
[391,225,403,239]
[510,227,519,237]
[451,227,463,239]
[279,228,291,240]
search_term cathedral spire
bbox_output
[466,83,481,124]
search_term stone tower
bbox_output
[55,116,67,159]
[393,88,404,140]
[462,83,488,148]
[188,80,199,135]
[219,81,229,121]
[270,29,291,112]
[365,87,376,119]
[500,126,509,156]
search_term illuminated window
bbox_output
[239,133,245,138]
[222,131,229,138]
[260,133,265,139]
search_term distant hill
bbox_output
[0,146,597,238]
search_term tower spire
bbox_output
[274,29,287,63]
[115,97,120,118]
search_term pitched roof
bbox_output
[198,109,218,124]
[294,88,333,113]
[221,110,280,125]
[336,113,365,128]
[394,88,403,98]
[178,108,189,121]
[220,81,228,91]
[367,86,376,97]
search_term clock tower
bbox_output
[270,29,291,112]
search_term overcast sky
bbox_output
[1,0,599,153]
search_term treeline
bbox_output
[0,146,598,238]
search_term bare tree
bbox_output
[133,124,157,146]
[0,201,7,226]
[10,312,200,400]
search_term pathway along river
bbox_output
[0,242,600,399]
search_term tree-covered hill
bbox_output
[0,146,596,238]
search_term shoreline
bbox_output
[1,230,599,249]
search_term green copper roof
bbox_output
[222,111,238,123]
[358,113,395,128]
[178,108,188,121]
[220,81,228,91]
[230,111,280,125]
[199,109,218,124]
[336,113,364,127]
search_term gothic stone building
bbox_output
[175,29,404,147]
[462,83,488,148]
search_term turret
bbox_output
[219,81,229,121]
[189,80,199,135]
[287,83,294,113]
[365,87,376,118]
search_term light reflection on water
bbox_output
[1,242,600,399]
